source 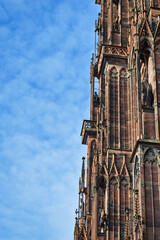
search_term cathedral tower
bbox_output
[74,0,160,239]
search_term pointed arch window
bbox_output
[110,67,118,148]
[144,148,160,238]
[109,177,118,238]
[120,68,129,149]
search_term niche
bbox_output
[113,0,120,33]
[140,41,154,107]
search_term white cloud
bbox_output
[0,0,100,239]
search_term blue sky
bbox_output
[0,1,99,240]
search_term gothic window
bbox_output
[144,148,160,238]
[90,141,96,178]
[130,49,137,145]
[90,140,96,213]
[109,177,118,238]
[120,178,129,239]
[98,187,105,209]
[120,68,129,149]
[110,67,118,148]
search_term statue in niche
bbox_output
[94,92,100,106]
[113,16,120,32]
[141,62,154,107]
[99,209,107,233]
[98,13,101,31]
[112,0,119,32]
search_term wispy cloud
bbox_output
[0,0,99,239]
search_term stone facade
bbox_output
[74,0,160,239]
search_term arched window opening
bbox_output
[109,177,118,238]
[120,68,129,149]
[110,67,118,148]
[94,77,100,107]
[144,148,160,238]
[120,178,129,239]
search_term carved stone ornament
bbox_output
[98,209,107,233]
[94,92,100,107]
[141,80,153,107]
[98,175,106,189]
[135,159,140,176]
[140,145,146,152]
[134,156,140,189]
[144,148,156,163]
[113,16,120,32]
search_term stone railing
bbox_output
[103,45,127,56]
[84,120,97,129]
